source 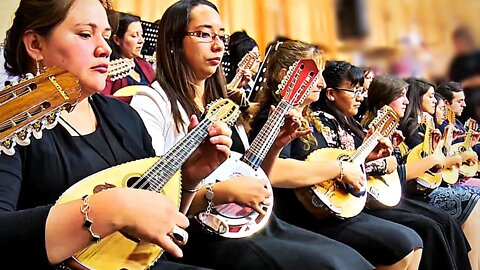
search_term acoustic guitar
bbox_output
[407,113,443,190]
[440,108,460,185]
[295,105,399,219]
[56,97,240,269]
[198,59,319,238]
[451,118,478,177]
[0,67,81,155]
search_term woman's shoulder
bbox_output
[131,81,171,110]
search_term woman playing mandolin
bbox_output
[0,0,232,268]
[131,1,373,269]
[363,75,472,270]
[251,59,423,270]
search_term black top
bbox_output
[449,51,480,83]
[0,94,155,267]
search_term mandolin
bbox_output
[295,105,399,219]
[407,113,443,190]
[0,67,81,155]
[57,96,240,270]
[451,118,478,177]
[366,110,403,208]
[107,58,135,81]
[198,59,319,238]
[226,50,260,108]
[440,108,460,185]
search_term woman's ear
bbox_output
[326,88,335,101]
[277,68,288,81]
[112,35,121,46]
[22,30,45,61]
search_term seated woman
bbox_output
[0,0,235,269]
[397,77,480,270]
[101,13,155,103]
[363,75,472,270]
[130,1,374,269]
[250,58,423,269]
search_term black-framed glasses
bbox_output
[334,86,365,97]
[185,31,230,44]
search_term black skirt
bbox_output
[178,214,374,270]
[273,188,423,266]
[367,197,471,270]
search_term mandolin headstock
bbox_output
[0,67,81,155]
[107,58,135,81]
[276,59,319,106]
[369,105,399,137]
[204,98,241,127]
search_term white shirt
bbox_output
[130,81,189,155]
[131,81,251,156]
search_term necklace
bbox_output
[59,100,118,167]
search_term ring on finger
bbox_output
[168,225,188,246]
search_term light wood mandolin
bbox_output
[295,105,400,219]
[56,96,240,269]
[440,108,460,185]
[407,113,443,190]
[451,118,478,177]
[0,67,81,155]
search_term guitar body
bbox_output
[295,148,367,219]
[113,85,142,97]
[56,157,181,270]
[406,144,442,189]
[451,143,478,177]
[442,165,460,185]
[367,171,402,208]
[200,152,273,238]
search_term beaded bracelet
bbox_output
[81,195,101,243]
[182,179,205,193]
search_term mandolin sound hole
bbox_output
[126,176,151,190]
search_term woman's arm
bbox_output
[405,153,445,181]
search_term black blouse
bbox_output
[0,94,155,267]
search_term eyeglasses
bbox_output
[334,86,366,97]
[185,31,230,44]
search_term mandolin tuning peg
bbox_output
[32,118,47,139]
[0,137,17,156]
[45,110,61,130]
[16,125,33,146]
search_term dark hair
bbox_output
[313,61,365,139]
[155,0,227,132]
[436,81,463,103]
[399,78,435,140]
[110,12,141,60]
[453,26,474,44]
[225,31,257,82]
[3,0,113,76]
[367,75,408,113]
[433,92,446,127]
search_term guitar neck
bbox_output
[138,118,211,191]
[241,100,292,170]
[443,124,455,154]
[349,130,381,163]
[464,130,473,149]
[422,126,434,155]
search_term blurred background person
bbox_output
[448,26,480,123]
[102,13,155,103]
